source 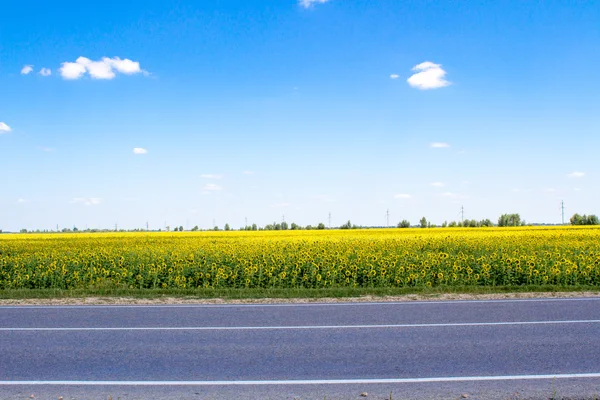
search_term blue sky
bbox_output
[1,0,599,231]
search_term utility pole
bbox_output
[328,212,332,229]
[561,200,565,225]
[245,217,248,228]
[461,206,465,223]
[146,221,149,231]
[115,223,118,232]
[386,209,390,228]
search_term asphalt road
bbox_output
[1,298,600,399]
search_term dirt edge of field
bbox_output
[1,291,599,305]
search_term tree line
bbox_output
[9,212,599,234]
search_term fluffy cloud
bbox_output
[60,57,145,80]
[431,182,445,187]
[201,174,223,179]
[430,142,450,148]
[243,170,255,175]
[567,171,585,178]
[390,74,399,79]
[299,0,330,8]
[0,122,12,133]
[203,183,223,191]
[39,68,52,76]
[70,197,102,206]
[394,194,412,199]
[21,65,33,75]
[407,61,450,90]
[60,61,87,80]
[133,148,148,154]
[17,198,27,204]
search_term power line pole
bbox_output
[328,212,331,229]
[461,206,465,223]
[561,200,565,225]
[146,221,149,231]
[386,209,390,228]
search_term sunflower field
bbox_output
[1,226,599,290]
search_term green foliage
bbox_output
[398,220,411,228]
[498,213,522,227]
[570,214,599,225]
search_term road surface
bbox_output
[1,298,599,399]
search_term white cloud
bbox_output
[60,61,87,80]
[243,170,255,175]
[390,74,399,79]
[37,146,55,152]
[430,142,450,148]
[39,68,52,76]
[21,65,33,75]
[407,61,450,90]
[299,0,330,8]
[70,197,102,206]
[394,194,412,199]
[17,198,27,204]
[567,171,585,178]
[60,56,145,80]
[201,174,223,179]
[0,122,12,133]
[133,147,148,154]
[203,183,223,191]
[431,182,445,187]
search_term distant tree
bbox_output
[571,214,599,225]
[191,225,199,231]
[498,213,521,227]
[441,221,448,228]
[340,220,352,229]
[20,228,28,233]
[587,215,599,225]
[397,220,410,228]
[290,222,300,230]
[317,222,325,230]
[224,223,231,231]
[570,213,583,225]
[251,223,257,231]
[448,221,457,227]
[281,221,289,230]
[480,219,494,227]
[419,217,428,228]
[213,226,219,231]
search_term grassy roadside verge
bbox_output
[1,284,599,301]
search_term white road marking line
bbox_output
[2,319,600,331]
[1,297,599,309]
[2,373,600,385]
